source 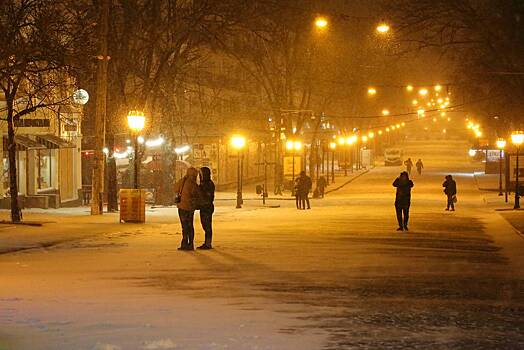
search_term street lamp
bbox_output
[367,87,377,96]
[286,139,302,183]
[231,134,246,208]
[127,110,145,189]
[511,131,524,209]
[314,16,328,30]
[329,142,336,183]
[496,138,506,196]
[376,23,390,34]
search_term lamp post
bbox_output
[338,137,346,176]
[286,139,302,183]
[511,131,524,209]
[231,134,246,209]
[496,138,506,196]
[329,142,336,183]
[127,110,145,189]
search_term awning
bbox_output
[35,134,76,149]
[2,135,46,151]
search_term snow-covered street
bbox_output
[1,139,524,349]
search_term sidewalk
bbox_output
[474,171,524,237]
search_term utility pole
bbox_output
[91,0,110,215]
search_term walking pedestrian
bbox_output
[404,158,414,175]
[442,175,457,211]
[173,167,200,250]
[197,167,215,249]
[317,176,327,198]
[298,171,312,209]
[416,159,424,175]
[393,171,414,231]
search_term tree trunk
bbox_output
[106,132,118,212]
[7,114,21,223]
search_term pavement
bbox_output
[0,139,523,349]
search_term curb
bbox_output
[325,169,370,195]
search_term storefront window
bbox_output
[38,149,52,189]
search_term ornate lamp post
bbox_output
[496,138,506,196]
[511,131,524,209]
[127,110,145,189]
[231,134,246,208]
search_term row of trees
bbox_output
[388,0,524,132]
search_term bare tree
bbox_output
[0,0,85,222]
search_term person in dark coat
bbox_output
[294,177,302,209]
[298,171,312,209]
[443,174,457,211]
[404,158,414,175]
[317,176,327,198]
[173,167,200,250]
[198,167,215,249]
[416,159,424,175]
[393,171,414,231]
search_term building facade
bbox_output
[1,104,83,209]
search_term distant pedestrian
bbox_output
[404,158,414,175]
[197,167,215,249]
[294,177,301,209]
[416,159,424,175]
[297,171,312,209]
[317,176,327,198]
[393,171,414,231]
[442,175,457,211]
[173,167,200,250]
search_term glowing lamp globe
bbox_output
[127,110,145,133]
[511,132,524,146]
[231,135,247,150]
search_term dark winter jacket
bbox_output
[393,177,414,207]
[198,167,215,209]
[297,175,312,195]
[443,179,457,196]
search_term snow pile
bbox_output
[142,338,177,349]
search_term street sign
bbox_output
[283,156,301,177]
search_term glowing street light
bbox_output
[346,135,357,144]
[368,131,375,139]
[406,85,414,92]
[496,138,507,196]
[367,87,377,95]
[382,109,390,116]
[376,23,390,33]
[231,134,247,208]
[511,131,524,209]
[338,137,346,145]
[435,84,442,92]
[419,88,428,96]
[127,110,146,189]
[315,16,328,30]
[412,99,418,105]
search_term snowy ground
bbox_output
[1,139,523,349]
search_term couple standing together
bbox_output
[173,167,215,251]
